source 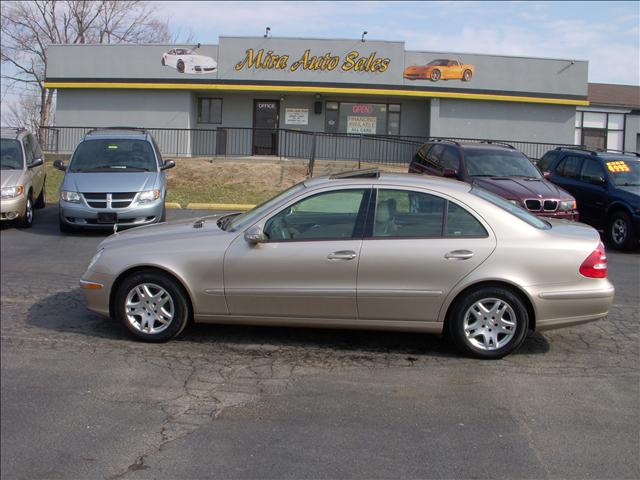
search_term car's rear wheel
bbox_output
[607,210,637,251]
[463,69,472,81]
[430,69,441,81]
[177,59,185,73]
[115,270,190,342]
[449,287,529,359]
[18,195,34,228]
[35,178,46,208]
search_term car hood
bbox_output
[186,55,216,65]
[471,176,573,201]
[62,172,161,193]
[615,185,640,197]
[1,170,24,189]
[99,213,236,250]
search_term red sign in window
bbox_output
[352,104,374,114]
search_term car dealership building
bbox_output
[45,36,639,157]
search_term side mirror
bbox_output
[53,160,66,171]
[442,168,458,178]
[543,171,552,180]
[161,160,176,171]
[28,157,44,168]
[590,176,606,186]
[244,225,266,244]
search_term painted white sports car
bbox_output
[161,48,217,74]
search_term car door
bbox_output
[223,187,371,319]
[357,188,496,322]
[576,157,608,227]
[550,154,584,202]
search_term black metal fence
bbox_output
[40,126,577,166]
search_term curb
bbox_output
[186,203,255,211]
[165,202,182,209]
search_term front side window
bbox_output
[0,139,23,170]
[580,158,606,183]
[69,139,157,172]
[264,189,368,241]
[198,98,222,124]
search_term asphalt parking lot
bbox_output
[1,205,639,479]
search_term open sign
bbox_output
[352,104,374,114]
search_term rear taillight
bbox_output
[579,242,607,278]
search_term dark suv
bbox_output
[409,140,579,221]
[538,147,639,251]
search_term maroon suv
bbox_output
[409,140,579,220]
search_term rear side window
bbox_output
[538,151,559,172]
[556,155,583,179]
[446,202,487,237]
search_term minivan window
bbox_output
[69,139,157,172]
[472,187,550,230]
[0,139,23,169]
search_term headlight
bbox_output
[138,189,161,203]
[87,248,104,271]
[559,200,577,211]
[61,191,81,203]
[1,186,24,199]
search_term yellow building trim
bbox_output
[45,81,590,106]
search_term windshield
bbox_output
[69,139,157,172]
[465,150,541,178]
[606,160,640,187]
[1,139,23,170]
[225,182,307,232]
[472,187,550,230]
[428,59,449,66]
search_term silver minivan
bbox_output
[55,128,174,232]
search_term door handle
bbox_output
[444,250,474,260]
[327,250,357,260]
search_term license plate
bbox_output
[97,212,117,224]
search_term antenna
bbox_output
[361,31,368,42]
[264,27,271,38]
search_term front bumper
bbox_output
[80,271,114,317]
[535,210,579,221]
[0,195,27,221]
[60,198,164,229]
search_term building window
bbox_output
[575,111,625,151]
[198,98,222,124]
[324,101,401,135]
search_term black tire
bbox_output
[35,178,46,208]
[18,195,34,228]
[114,270,191,343]
[462,69,472,81]
[607,210,638,251]
[177,59,185,73]
[161,57,165,66]
[430,69,441,81]
[449,286,529,359]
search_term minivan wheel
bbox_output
[607,210,637,251]
[18,196,34,228]
[449,287,529,359]
[35,179,46,208]
[115,270,190,342]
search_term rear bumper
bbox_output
[527,281,615,331]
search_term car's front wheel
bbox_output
[114,270,190,342]
[18,195,34,228]
[607,210,637,251]
[430,69,441,81]
[463,69,472,81]
[449,286,529,359]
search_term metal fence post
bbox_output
[358,135,362,169]
[308,132,317,177]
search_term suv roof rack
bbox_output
[86,126,148,135]
[555,146,599,156]
[477,140,515,149]
[426,138,461,146]
[329,169,382,179]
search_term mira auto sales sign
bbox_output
[218,37,405,85]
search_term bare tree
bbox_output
[1,1,183,139]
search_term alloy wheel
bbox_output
[462,298,517,350]
[125,283,175,334]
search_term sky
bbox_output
[1,1,638,124]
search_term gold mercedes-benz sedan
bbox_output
[80,170,614,359]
